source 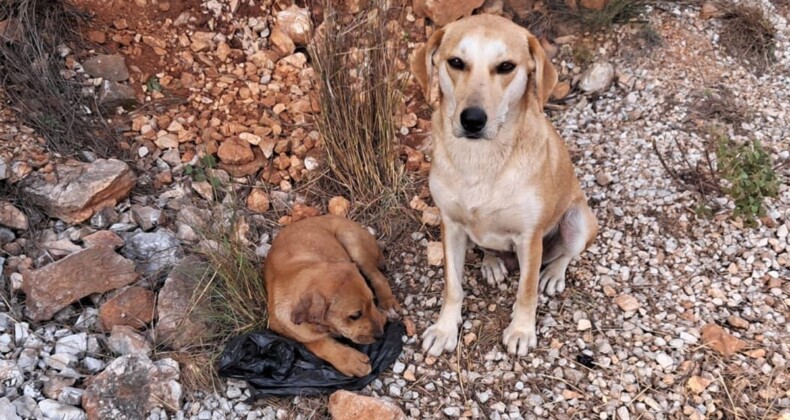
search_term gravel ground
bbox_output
[1,0,789,419]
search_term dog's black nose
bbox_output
[460,107,487,134]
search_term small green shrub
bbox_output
[716,136,779,223]
[184,154,222,192]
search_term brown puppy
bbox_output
[264,215,400,377]
[411,15,598,357]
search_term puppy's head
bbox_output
[411,14,557,140]
[290,263,386,344]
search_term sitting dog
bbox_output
[411,14,598,356]
[264,215,400,377]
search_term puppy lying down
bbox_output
[264,215,400,377]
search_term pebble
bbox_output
[656,353,674,369]
[577,319,592,331]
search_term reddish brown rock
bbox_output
[290,203,321,223]
[246,189,271,213]
[22,159,136,224]
[275,5,312,45]
[413,0,485,26]
[269,26,295,58]
[99,287,156,331]
[218,145,264,177]
[23,246,139,321]
[328,196,351,217]
[217,137,254,165]
[82,230,125,249]
[328,390,405,420]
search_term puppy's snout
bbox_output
[460,107,487,135]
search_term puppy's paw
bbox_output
[503,321,537,356]
[336,351,372,377]
[422,321,459,356]
[481,253,508,285]
[539,262,567,296]
[378,296,402,319]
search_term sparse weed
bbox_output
[184,154,222,192]
[637,22,662,46]
[174,201,267,393]
[715,135,779,224]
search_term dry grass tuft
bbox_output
[310,0,411,236]
[689,87,751,130]
[166,203,267,394]
[0,0,125,159]
[522,0,649,36]
[719,2,776,73]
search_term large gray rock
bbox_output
[38,399,87,420]
[0,397,21,420]
[82,355,182,419]
[578,61,616,94]
[22,159,136,224]
[98,80,137,108]
[122,229,181,273]
[81,54,129,82]
[22,246,139,321]
[155,257,209,350]
[107,325,152,356]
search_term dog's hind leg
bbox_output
[336,228,401,318]
[481,251,508,285]
[539,203,598,296]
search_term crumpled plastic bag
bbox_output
[217,321,405,398]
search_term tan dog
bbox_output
[264,215,400,377]
[411,14,598,356]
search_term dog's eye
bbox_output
[447,57,465,70]
[348,311,362,321]
[496,61,516,74]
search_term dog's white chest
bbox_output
[430,169,541,251]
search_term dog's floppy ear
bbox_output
[291,291,329,326]
[526,33,558,108]
[410,28,445,102]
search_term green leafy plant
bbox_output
[715,136,779,223]
[146,75,163,92]
[184,154,222,192]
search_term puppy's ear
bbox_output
[526,33,558,108]
[291,291,329,326]
[410,28,445,102]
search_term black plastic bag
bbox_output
[217,321,405,398]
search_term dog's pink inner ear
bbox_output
[291,292,328,325]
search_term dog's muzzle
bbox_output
[460,107,487,139]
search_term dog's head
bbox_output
[290,263,386,344]
[411,14,557,140]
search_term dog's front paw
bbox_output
[335,351,372,377]
[539,262,567,296]
[503,320,537,356]
[481,253,508,285]
[422,321,459,356]
[378,295,401,319]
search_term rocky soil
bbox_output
[1,0,789,419]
